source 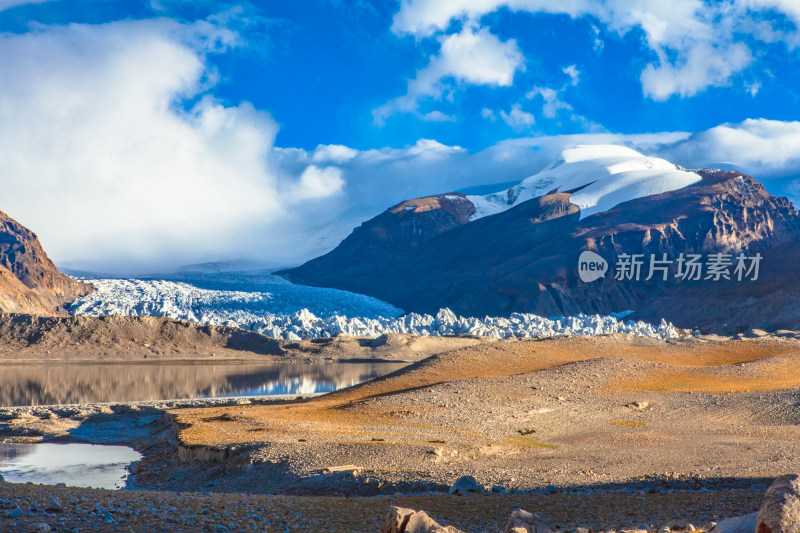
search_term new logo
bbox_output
[578,251,608,283]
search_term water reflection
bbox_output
[0,361,406,407]
[0,443,141,489]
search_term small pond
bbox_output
[0,443,141,490]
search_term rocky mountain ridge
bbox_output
[0,210,92,315]
[283,156,800,332]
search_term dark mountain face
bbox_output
[283,170,800,332]
[0,210,93,315]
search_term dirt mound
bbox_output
[0,313,491,361]
[0,313,283,360]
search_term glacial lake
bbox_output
[0,361,407,407]
[0,442,141,490]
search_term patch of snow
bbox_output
[70,276,679,341]
[468,145,701,220]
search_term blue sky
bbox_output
[2,0,800,271]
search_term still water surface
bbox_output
[0,361,407,407]
[0,443,141,489]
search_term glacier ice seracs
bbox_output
[70,276,679,341]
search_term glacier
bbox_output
[70,275,679,341]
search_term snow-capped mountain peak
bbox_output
[468,144,701,220]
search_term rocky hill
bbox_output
[282,146,800,332]
[0,210,92,315]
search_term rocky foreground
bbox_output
[2,334,800,531]
[1,473,798,532]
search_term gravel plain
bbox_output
[1,333,799,532]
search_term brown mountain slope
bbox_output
[0,210,92,315]
[283,170,800,332]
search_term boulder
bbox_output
[380,507,463,533]
[381,506,415,533]
[504,508,555,533]
[448,475,482,495]
[757,474,800,533]
[45,496,62,512]
[708,513,758,533]
[406,510,461,533]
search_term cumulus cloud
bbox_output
[391,0,800,100]
[660,119,800,177]
[0,18,346,272]
[499,103,535,130]
[640,42,753,100]
[373,25,523,123]
[526,87,572,119]
[311,144,358,164]
[421,110,457,122]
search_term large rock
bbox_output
[405,511,462,533]
[708,513,758,533]
[448,475,482,495]
[381,506,415,533]
[504,508,555,533]
[757,474,800,533]
[380,507,463,533]
[45,496,62,513]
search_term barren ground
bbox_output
[2,331,800,531]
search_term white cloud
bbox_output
[746,81,762,97]
[374,25,523,123]
[499,103,535,131]
[391,0,800,100]
[292,166,345,200]
[311,144,358,164]
[0,0,52,11]
[660,119,800,177]
[0,18,345,272]
[563,65,580,86]
[640,42,753,100]
[526,87,571,119]
[421,110,457,122]
[512,64,581,123]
